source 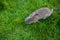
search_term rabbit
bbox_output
[25,7,53,24]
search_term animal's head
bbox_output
[25,13,39,24]
[25,17,33,24]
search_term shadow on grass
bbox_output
[56,19,60,29]
[0,2,5,11]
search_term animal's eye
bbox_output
[35,14,38,15]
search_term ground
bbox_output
[0,0,60,40]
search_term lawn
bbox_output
[0,0,60,40]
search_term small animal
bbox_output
[25,7,53,24]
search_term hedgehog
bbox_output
[25,7,53,24]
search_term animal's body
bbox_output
[25,7,53,24]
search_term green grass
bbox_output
[0,0,60,40]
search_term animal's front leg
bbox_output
[43,14,49,19]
